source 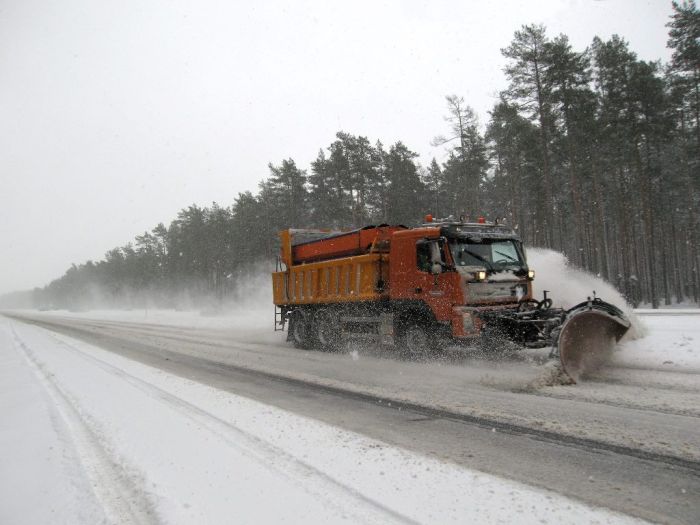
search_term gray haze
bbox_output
[0,0,672,295]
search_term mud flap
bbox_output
[557,300,631,382]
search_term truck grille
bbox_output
[469,282,525,301]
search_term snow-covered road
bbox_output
[2,309,699,524]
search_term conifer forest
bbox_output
[34,3,700,309]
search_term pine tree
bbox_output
[486,99,540,239]
[384,142,424,225]
[308,149,348,227]
[432,95,486,215]
[667,0,700,303]
[422,158,445,218]
[501,25,556,246]
[546,34,594,266]
[266,159,308,228]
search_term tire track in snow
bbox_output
[9,324,158,525]
[17,321,418,525]
[58,314,700,388]
[99,321,700,418]
[521,389,700,419]
[74,320,700,452]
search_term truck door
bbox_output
[421,239,460,321]
[415,239,447,298]
[389,233,461,323]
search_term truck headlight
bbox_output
[476,270,487,281]
[527,269,535,280]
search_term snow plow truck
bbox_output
[272,217,630,382]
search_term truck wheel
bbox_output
[290,310,312,349]
[314,309,340,351]
[400,323,431,360]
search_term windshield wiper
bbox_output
[494,250,519,263]
[460,249,493,270]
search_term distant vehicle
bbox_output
[272,216,630,382]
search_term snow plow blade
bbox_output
[557,299,631,382]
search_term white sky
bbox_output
[0,0,673,294]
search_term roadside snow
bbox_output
[635,308,700,315]
[0,317,644,524]
[29,307,273,331]
[17,307,285,345]
[613,312,700,372]
[0,325,106,524]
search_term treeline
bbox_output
[34,2,699,310]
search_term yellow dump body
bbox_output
[272,253,388,305]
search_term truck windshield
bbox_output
[449,238,524,270]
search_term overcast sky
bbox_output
[0,0,674,294]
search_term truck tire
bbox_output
[399,323,432,360]
[314,309,341,351]
[290,310,312,349]
[477,324,519,357]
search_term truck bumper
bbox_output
[450,305,519,338]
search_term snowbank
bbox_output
[614,312,700,372]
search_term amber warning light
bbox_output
[425,214,433,222]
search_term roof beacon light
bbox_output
[478,216,486,224]
[425,214,433,223]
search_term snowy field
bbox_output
[0,314,658,525]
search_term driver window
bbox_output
[417,240,445,273]
[416,242,432,273]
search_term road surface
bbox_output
[3,310,700,524]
